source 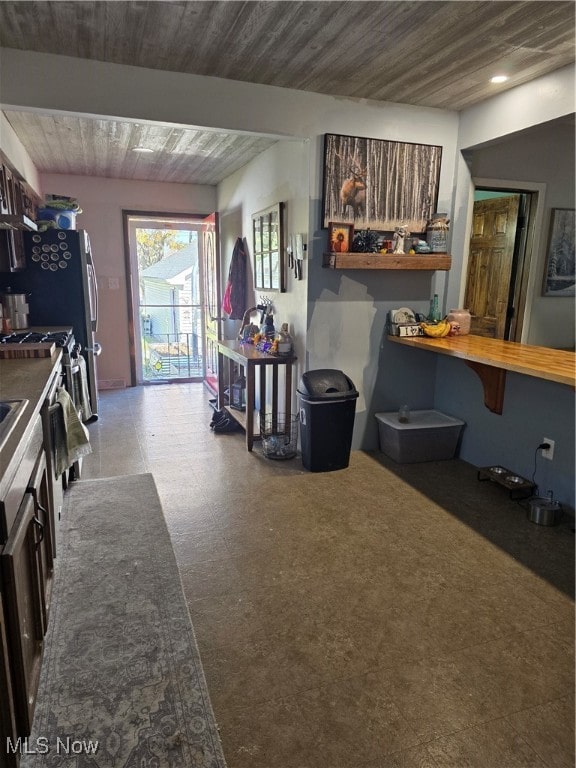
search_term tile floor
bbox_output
[82,383,575,768]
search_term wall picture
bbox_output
[543,208,575,296]
[328,222,353,253]
[322,133,442,233]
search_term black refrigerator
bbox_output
[1,229,100,417]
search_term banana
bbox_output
[419,318,451,337]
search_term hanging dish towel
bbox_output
[222,237,247,319]
[55,386,92,477]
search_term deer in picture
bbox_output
[337,154,366,219]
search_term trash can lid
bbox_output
[297,369,359,401]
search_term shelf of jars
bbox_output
[322,252,452,270]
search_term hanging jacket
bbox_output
[222,237,247,319]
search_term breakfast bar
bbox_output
[389,334,576,414]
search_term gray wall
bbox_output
[434,355,575,508]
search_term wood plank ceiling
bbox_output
[0,1,574,185]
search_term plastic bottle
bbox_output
[398,404,410,423]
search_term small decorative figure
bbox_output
[393,225,410,254]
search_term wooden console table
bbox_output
[217,340,296,451]
[389,334,575,414]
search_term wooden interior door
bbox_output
[464,195,520,338]
[201,213,221,396]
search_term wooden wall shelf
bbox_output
[323,252,451,270]
[389,333,576,415]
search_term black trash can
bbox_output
[297,369,359,472]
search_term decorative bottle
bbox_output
[276,323,293,356]
[262,313,276,340]
[428,294,441,323]
[426,213,450,253]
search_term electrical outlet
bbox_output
[542,438,555,460]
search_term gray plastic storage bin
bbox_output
[375,409,465,463]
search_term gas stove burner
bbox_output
[42,332,72,348]
[0,330,73,348]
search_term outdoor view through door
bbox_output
[125,214,205,384]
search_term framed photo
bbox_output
[542,208,575,297]
[328,222,353,253]
[321,132,442,233]
[252,202,286,292]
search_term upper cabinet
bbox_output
[0,153,41,271]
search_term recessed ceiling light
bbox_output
[131,146,154,153]
[490,75,509,84]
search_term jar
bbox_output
[426,213,450,253]
[275,323,293,356]
[446,308,471,335]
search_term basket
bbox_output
[37,208,77,229]
[261,413,298,460]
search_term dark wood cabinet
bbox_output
[0,590,18,767]
[0,156,41,272]
[1,446,53,738]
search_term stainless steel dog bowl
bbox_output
[527,498,563,526]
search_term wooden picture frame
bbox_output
[542,208,575,297]
[321,132,442,233]
[252,202,286,292]
[328,222,353,253]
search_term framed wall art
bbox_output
[252,202,285,292]
[321,132,442,233]
[328,222,353,253]
[542,208,575,297]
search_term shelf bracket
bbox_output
[465,361,506,414]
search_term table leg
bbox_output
[271,366,278,431]
[217,350,225,410]
[285,362,293,422]
[259,364,267,433]
[246,363,255,451]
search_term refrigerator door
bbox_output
[14,229,100,418]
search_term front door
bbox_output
[464,195,520,338]
[201,213,221,397]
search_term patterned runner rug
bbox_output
[22,473,227,767]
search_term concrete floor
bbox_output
[82,383,575,768]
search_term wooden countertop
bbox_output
[218,339,296,365]
[389,333,575,387]
[0,345,64,498]
[389,333,575,415]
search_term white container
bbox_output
[375,409,465,463]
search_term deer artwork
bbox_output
[336,153,366,219]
